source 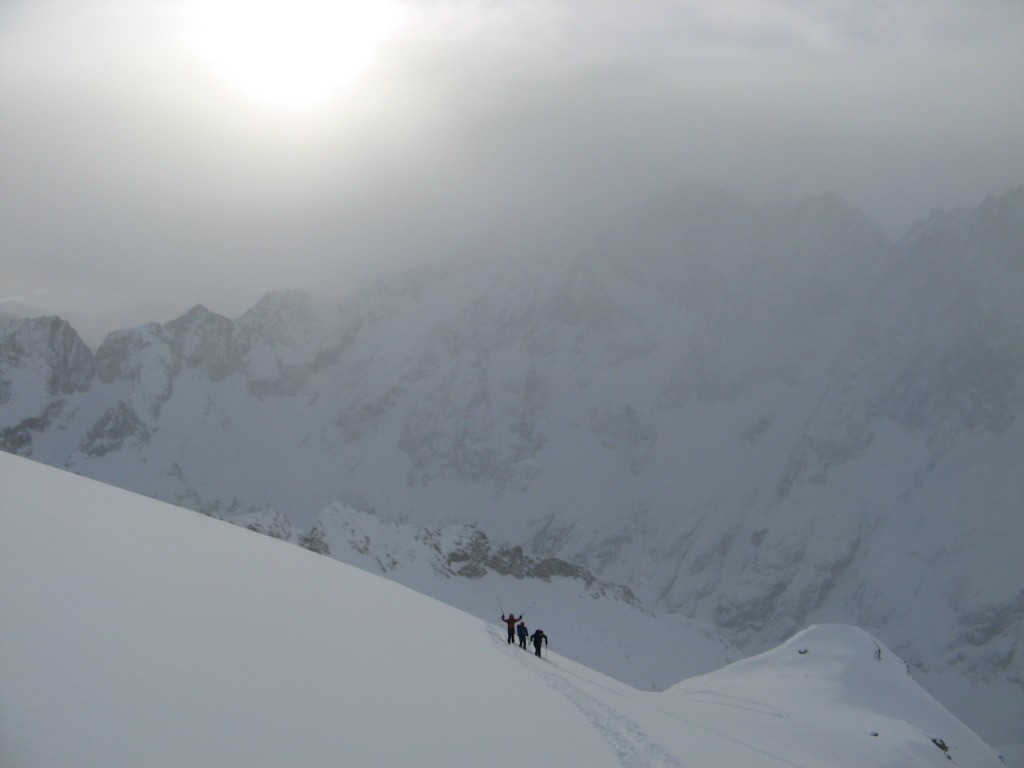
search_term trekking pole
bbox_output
[497,598,504,615]
[522,601,536,616]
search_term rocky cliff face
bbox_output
[2,186,1021,743]
[0,316,94,455]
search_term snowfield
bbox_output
[0,452,1006,767]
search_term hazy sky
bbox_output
[2,0,1023,346]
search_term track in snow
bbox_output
[492,628,685,768]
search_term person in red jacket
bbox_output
[501,613,522,644]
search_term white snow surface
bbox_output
[230,501,741,692]
[0,452,1005,768]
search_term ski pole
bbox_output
[522,601,536,616]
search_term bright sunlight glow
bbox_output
[190,0,403,110]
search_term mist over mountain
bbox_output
[2,185,1022,746]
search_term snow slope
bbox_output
[243,501,741,691]
[0,452,1004,767]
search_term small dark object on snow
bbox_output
[932,737,949,753]
[798,648,808,655]
[869,732,879,737]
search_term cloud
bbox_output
[2,0,1023,337]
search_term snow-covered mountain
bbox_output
[0,452,1007,767]
[2,185,1022,749]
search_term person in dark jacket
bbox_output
[516,621,529,649]
[501,613,522,645]
[530,629,548,657]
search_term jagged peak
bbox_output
[1,313,74,337]
[0,314,94,394]
[169,303,223,322]
[162,304,233,337]
[97,320,162,344]
[897,183,1024,260]
[0,314,90,361]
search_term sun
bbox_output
[190,0,402,110]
